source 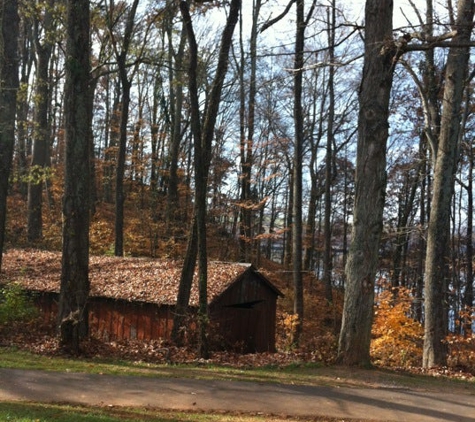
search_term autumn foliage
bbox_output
[371,284,424,367]
[446,307,475,374]
[2,170,475,376]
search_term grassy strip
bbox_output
[0,346,473,395]
[0,347,329,384]
[0,401,305,422]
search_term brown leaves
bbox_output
[0,248,251,306]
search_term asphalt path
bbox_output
[0,368,474,421]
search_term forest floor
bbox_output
[1,366,475,422]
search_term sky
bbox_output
[346,0,428,29]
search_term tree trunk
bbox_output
[171,218,198,345]
[16,18,33,198]
[292,0,305,346]
[322,1,336,303]
[391,165,419,288]
[27,0,55,242]
[413,135,428,322]
[58,0,91,353]
[177,0,240,357]
[114,80,130,256]
[284,171,293,269]
[0,0,19,270]
[423,0,474,368]
[337,0,395,366]
[167,24,186,222]
[103,78,119,204]
[422,0,441,161]
[238,0,260,263]
[463,141,473,334]
[303,97,325,271]
[113,0,140,257]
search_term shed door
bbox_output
[225,300,264,353]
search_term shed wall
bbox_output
[31,270,279,353]
[209,272,278,352]
[34,292,176,342]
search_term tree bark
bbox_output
[337,0,395,366]
[0,0,19,270]
[238,0,260,263]
[292,0,305,346]
[27,0,55,242]
[391,163,419,288]
[167,23,186,222]
[171,218,198,345]
[177,0,240,357]
[16,17,34,198]
[58,0,91,353]
[303,92,325,271]
[323,1,336,304]
[112,0,140,257]
[423,0,474,368]
[463,143,473,334]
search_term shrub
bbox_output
[371,286,423,367]
[0,282,38,326]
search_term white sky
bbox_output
[346,0,429,30]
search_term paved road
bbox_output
[0,368,474,421]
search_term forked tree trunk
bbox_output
[175,0,241,358]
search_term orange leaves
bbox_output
[278,312,300,351]
[371,286,424,368]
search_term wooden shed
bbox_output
[0,249,283,353]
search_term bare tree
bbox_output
[175,0,240,357]
[238,0,261,262]
[105,0,140,257]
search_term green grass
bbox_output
[0,347,474,421]
[0,402,296,422]
[1,346,473,394]
[0,346,326,384]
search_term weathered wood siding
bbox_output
[29,268,280,353]
[34,292,177,342]
[89,299,176,341]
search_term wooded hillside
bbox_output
[0,0,474,370]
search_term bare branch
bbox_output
[260,0,295,33]
[408,0,425,28]
[399,59,437,160]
